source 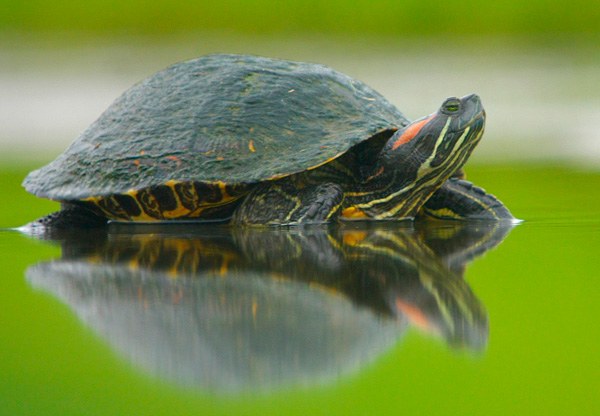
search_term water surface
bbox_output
[0,165,598,415]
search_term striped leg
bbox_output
[420,178,514,220]
[232,181,344,226]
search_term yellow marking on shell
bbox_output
[306,152,346,172]
[83,195,126,220]
[248,140,256,152]
[83,178,247,222]
[161,180,194,219]
[216,181,232,200]
[341,206,368,219]
[124,188,160,221]
[162,207,192,219]
[268,173,288,180]
[170,180,242,220]
[83,195,100,203]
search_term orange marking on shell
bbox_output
[248,140,256,152]
[133,160,140,167]
[165,155,182,167]
[391,115,434,150]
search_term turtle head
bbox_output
[365,94,485,219]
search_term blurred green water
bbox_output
[2,0,599,38]
[0,164,598,415]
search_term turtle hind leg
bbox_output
[232,181,344,226]
[27,203,108,229]
[420,178,514,221]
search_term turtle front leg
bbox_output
[232,180,344,226]
[420,178,515,221]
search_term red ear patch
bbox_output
[391,115,434,150]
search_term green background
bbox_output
[2,0,599,38]
[1,1,599,414]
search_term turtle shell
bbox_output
[24,54,409,201]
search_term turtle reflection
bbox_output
[26,222,512,392]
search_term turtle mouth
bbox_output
[458,93,485,130]
[462,109,485,130]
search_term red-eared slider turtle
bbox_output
[23,54,513,227]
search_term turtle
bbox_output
[23,54,513,227]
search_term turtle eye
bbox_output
[442,98,461,114]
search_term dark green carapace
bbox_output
[23,54,513,226]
